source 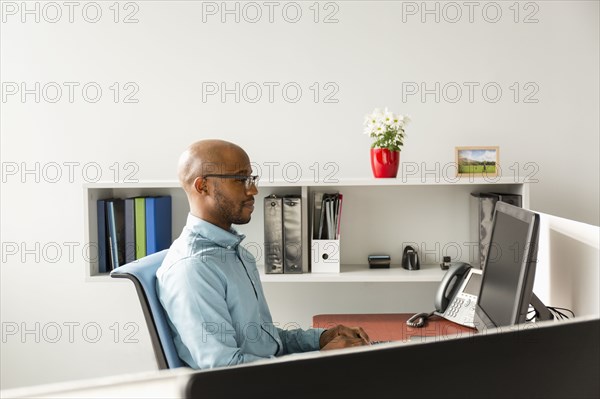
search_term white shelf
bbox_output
[275,176,527,187]
[90,263,446,283]
[83,179,528,281]
[83,176,526,189]
[259,263,445,283]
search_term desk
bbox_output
[313,313,476,342]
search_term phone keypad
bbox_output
[444,294,477,327]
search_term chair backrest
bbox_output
[110,250,185,369]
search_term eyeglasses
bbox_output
[203,174,259,190]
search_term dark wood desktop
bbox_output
[313,313,476,342]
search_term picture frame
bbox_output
[455,146,499,177]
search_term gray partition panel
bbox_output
[185,319,599,399]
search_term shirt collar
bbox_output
[186,213,245,248]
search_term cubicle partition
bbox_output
[185,317,599,399]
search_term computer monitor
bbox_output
[474,201,552,332]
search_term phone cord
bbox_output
[406,311,435,328]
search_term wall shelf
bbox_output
[260,263,446,283]
[83,179,528,282]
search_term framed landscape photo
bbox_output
[455,146,499,177]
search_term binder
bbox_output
[315,193,342,240]
[312,192,323,239]
[283,196,302,274]
[264,195,284,274]
[124,198,136,264]
[335,194,343,239]
[134,197,146,259]
[106,199,125,269]
[311,192,341,273]
[146,196,172,254]
[470,192,522,268]
[96,199,108,273]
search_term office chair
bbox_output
[110,250,186,369]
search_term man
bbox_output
[157,139,370,369]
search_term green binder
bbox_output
[134,197,146,259]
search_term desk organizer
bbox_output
[311,239,340,273]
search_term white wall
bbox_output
[1,0,598,390]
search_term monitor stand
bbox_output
[531,293,554,321]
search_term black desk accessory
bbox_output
[440,256,451,270]
[368,255,390,269]
[401,245,420,270]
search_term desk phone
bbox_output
[434,264,482,328]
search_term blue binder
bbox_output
[145,196,172,254]
[97,199,108,273]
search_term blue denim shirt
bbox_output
[156,214,324,369]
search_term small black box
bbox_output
[368,255,391,269]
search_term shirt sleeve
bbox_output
[158,258,273,369]
[277,327,325,354]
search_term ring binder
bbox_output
[264,195,283,274]
[264,195,304,274]
[283,196,303,274]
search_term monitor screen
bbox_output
[474,201,540,331]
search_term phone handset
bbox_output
[434,262,472,313]
[407,262,472,328]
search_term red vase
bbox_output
[370,148,400,178]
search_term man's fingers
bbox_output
[348,326,370,343]
[322,335,370,350]
[355,327,370,342]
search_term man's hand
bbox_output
[319,325,370,350]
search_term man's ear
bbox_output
[193,177,207,194]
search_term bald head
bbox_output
[177,139,257,230]
[178,139,250,192]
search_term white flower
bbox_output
[373,123,386,135]
[364,114,378,127]
[364,107,411,151]
[390,114,402,129]
[383,110,395,127]
[370,108,383,123]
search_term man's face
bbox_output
[212,172,256,226]
[205,151,257,227]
